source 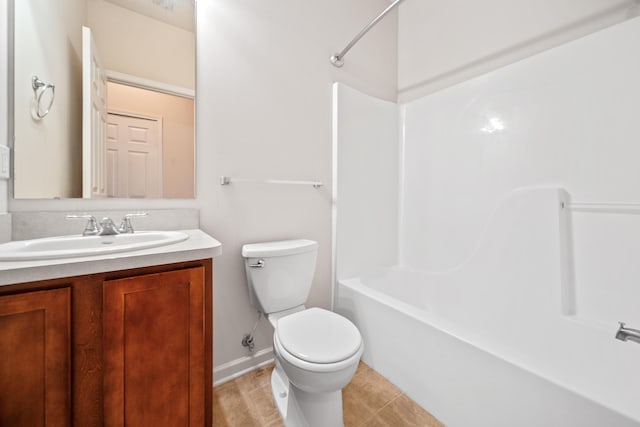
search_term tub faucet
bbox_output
[615,322,640,344]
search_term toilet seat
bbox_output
[275,308,363,372]
[274,333,363,373]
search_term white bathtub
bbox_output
[335,189,640,427]
[337,269,639,427]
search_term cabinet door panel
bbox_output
[103,267,205,427]
[0,288,71,427]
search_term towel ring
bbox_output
[32,75,55,119]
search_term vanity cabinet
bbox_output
[103,267,206,427]
[0,287,71,427]
[0,259,212,427]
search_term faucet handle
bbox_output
[66,213,99,236]
[118,212,148,234]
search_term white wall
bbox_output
[13,0,84,198]
[398,0,640,101]
[196,0,397,381]
[0,0,7,207]
[87,0,195,89]
[0,0,9,241]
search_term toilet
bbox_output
[242,239,363,427]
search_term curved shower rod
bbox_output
[331,0,406,67]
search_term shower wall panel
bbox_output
[332,83,399,284]
[400,17,640,329]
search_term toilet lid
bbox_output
[276,307,362,364]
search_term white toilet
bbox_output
[242,239,363,427]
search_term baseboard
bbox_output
[213,347,274,386]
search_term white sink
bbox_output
[0,231,189,261]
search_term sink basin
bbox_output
[0,231,189,261]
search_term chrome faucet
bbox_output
[66,212,147,236]
[98,217,120,235]
[615,322,640,344]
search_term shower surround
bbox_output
[333,16,640,427]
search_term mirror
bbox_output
[12,0,196,199]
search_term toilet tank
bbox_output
[242,239,318,314]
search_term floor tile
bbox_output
[212,362,444,427]
[212,381,260,426]
[248,384,280,425]
[376,394,445,427]
[234,364,273,394]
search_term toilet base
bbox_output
[271,362,345,427]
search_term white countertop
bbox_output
[0,229,221,287]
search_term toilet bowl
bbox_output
[270,307,363,427]
[241,240,363,427]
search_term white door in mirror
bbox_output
[0,146,9,180]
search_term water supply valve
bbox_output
[241,334,255,351]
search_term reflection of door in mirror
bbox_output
[82,26,108,198]
[107,82,195,199]
[12,0,196,199]
[107,112,162,199]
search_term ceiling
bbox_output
[105,0,195,32]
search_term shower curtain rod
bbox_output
[330,0,406,67]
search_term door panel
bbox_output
[103,267,205,427]
[107,113,162,198]
[82,26,108,198]
[0,288,71,427]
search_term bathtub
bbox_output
[337,269,639,427]
[334,190,640,427]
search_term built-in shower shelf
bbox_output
[562,201,640,214]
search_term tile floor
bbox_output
[213,362,444,427]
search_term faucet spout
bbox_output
[98,217,120,236]
[615,322,640,344]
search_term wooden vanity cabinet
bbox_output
[0,259,212,427]
[103,267,206,427]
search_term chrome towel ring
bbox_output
[32,75,55,119]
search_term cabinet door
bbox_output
[103,267,205,427]
[0,287,71,427]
